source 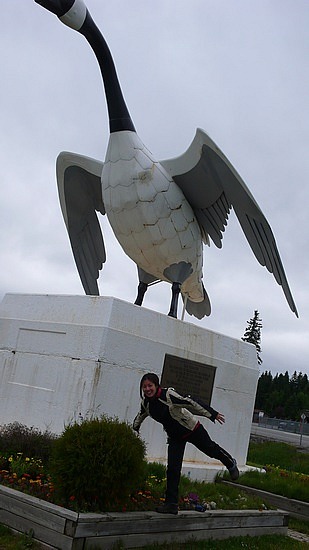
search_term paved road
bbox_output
[251,423,309,450]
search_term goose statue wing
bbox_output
[160,128,298,317]
[56,151,106,295]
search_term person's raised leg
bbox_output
[189,424,239,480]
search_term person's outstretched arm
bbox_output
[133,402,149,432]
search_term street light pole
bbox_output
[300,413,306,446]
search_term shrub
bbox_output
[0,422,57,463]
[49,416,146,510]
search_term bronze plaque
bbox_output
[160,354,216,404]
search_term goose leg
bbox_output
[168,282,181,318]
[134,282,148,306]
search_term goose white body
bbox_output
[103,131,204,300]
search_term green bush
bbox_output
[49,416,146,510]
[0,422,57,463]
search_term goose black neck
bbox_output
[80,12,135,133]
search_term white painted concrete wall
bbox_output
[0,293,259,480]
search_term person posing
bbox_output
[133,372,239,515]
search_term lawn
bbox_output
[247,441,309,474]
[0,524,42,549]
[0,525,308,550]
[233,441,309,502]
[136,536,309,549]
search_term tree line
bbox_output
[254,370,309,420]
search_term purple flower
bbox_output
[188,492,199,503]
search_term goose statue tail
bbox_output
[182,285,211,319]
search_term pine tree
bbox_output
[241,310,263,365]
[254,370,309,419]
[255,370,272,409]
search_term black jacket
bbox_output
[133,387,218,439]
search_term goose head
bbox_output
[35,0,80,17]
[35,1,85,28]
[35,0,88,31]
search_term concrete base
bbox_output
[0,293,259,479]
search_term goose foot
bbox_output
[168,282,181,318]
[134,282,148,306]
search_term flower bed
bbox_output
[0,454,266,514]
[0,451,290,548]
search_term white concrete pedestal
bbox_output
[0,293,259,480]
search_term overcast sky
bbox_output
[1,1,308,377]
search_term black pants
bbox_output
[166,424,234,504]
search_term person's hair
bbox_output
[140,373,160,397]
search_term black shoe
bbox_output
[155,503,178,515]
[228,458,239,481]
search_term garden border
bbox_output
[0,484,289,549]
[221,480,309,521]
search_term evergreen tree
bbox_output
[254,370,309,420]
[255,370,272,409]
[241,310,263,365]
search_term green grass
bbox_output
[247,441,309,474]
[0,524,42,549]
[109,535,308,549]
[1,526,308,550]
[234,441,309,503]
[289,518,309,536]
[233,468,309,503]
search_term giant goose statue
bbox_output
[35,0,298,319]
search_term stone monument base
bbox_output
[0,293,259,480]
